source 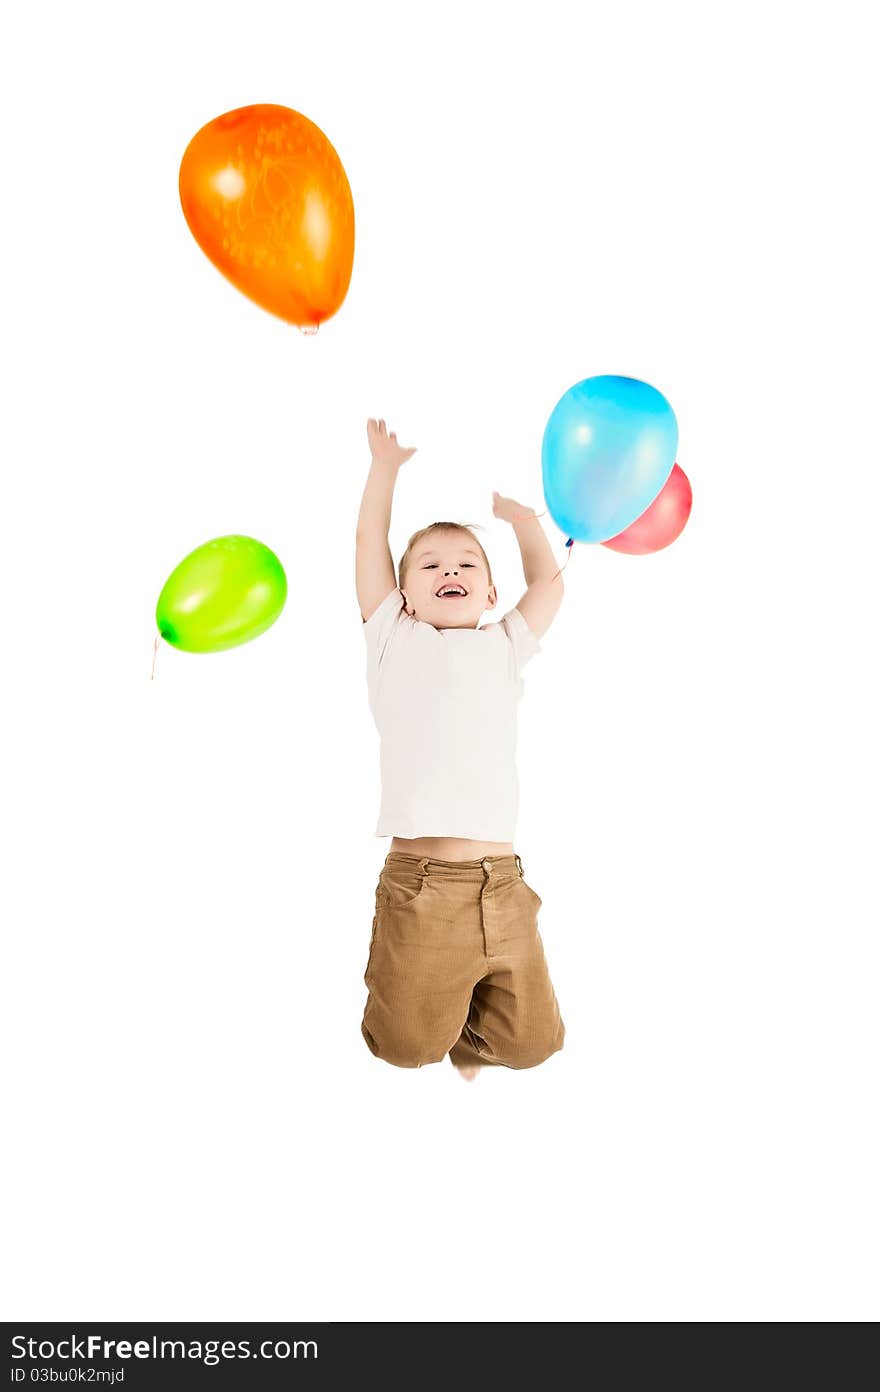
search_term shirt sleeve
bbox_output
[498,606,542,675]
[362,587,406,673]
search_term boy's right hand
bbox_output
[367,418,417,470]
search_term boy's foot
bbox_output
[456,1065,480,1082]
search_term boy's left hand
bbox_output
[492,491,535,524]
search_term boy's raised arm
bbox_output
[492,491,564,640]
[356,418,417,623]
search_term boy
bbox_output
[356,418,565,1078]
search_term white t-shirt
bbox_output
[363,586,541,840]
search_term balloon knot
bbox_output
[565,537,574,548]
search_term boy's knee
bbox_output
[361,1020,450,1069]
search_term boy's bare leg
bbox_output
[450,1026,484,1080]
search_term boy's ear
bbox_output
[401,588,416,616]
[486,585,498,609]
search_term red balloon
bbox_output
[602,463,692,554]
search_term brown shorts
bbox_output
[362,852,565,1070]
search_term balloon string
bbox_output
[506,506,572,582]
[151,634,160,681]
[551,539,575,584]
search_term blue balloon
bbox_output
[542,375,678,543]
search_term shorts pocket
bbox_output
[518,876,543,912]
[378,865,427,909]
[365,911,381,982]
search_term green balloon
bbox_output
[156,535,287,653]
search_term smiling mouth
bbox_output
[436,585,468,598]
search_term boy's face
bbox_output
[402,530,497,628]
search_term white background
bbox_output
[3,0,877,1322]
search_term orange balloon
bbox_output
[179,104,355,328]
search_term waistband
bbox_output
[384,852,524,879]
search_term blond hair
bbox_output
[398,522,493,590]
